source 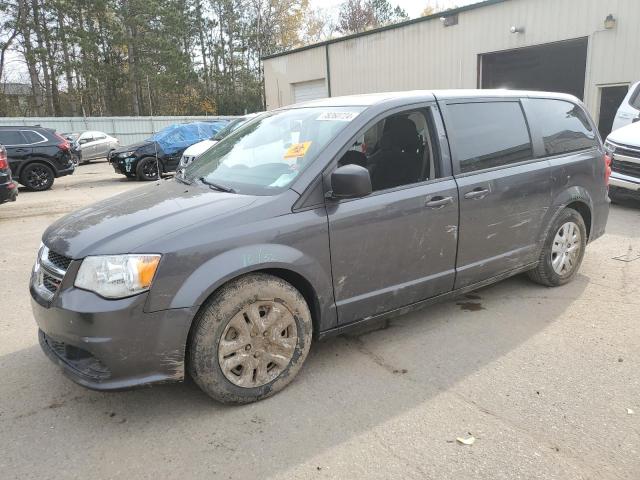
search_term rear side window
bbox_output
[527,99,597,156]
[447,101,533,173]
[20,130,46,144]
[630,84,640,110]
[0,130,27,145]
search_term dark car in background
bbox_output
[31,90,609,404]
[109,121,227,181]
[0,144,18,204]
[0,126,74,191]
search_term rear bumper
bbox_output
[0,180,18,204]
[31,285,195,390]
[56,165,75,177]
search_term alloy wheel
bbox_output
[551,221,582,276]
[27,166,52,189]
[218,300,298,388]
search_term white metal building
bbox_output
[263,0,640,137]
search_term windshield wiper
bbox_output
[199,176,236,193]
[175,173,192,185]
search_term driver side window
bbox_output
[337,108,438,192]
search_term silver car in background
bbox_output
[75,131,119,163]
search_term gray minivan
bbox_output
[31,90,610,403]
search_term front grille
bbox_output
[612,159,640,178]
[614,146,640,159]
[33,245,70,301]
[40,331,111,381]
[42,273,61,293]
[48,250,72,270]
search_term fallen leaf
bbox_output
[456,436,476,445]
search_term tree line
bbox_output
[0,0,435,117]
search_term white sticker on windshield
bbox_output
[316,111,360,122]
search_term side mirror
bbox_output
[330,164,372,199]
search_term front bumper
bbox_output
[31,281,195,391]
[110,157,136,176]
[610,173,640,192]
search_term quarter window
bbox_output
[447,102,533,174]
[337,109,438,191]
[527,99,597,156]
[0,130,27,145]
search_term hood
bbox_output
[607,121,640,147]
[183,139,217,157]
[43,180,257,258]
[112,140,157,156]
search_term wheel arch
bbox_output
[541,186,594,245]
[16,158,58,179]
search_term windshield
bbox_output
[212,118,247,141]
[183,107,364,195]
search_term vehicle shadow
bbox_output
[2,274,588,477]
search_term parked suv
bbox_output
[605,120,640,196]
[0,144,18,204]
[0,126,74,191]
[31,90,609,403]
[611,81,640,132]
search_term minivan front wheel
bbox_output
[528,208,587,287]
[188,273,312,404]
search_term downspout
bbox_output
[325,44,332,97]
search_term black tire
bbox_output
[527,208,587,287]
[20,163,55,191]
[188,273,313,404]
[136,157,161,181]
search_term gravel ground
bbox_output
[1,161,639,480]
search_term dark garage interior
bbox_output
[480,38,589,100]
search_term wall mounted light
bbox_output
[604,14,617,30]
[510,26,525,34]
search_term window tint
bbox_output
[0,130,27,145]
[338,109,437,191]
[20,130,45,144]
[630,85,640,110]
[527,99,597,156]
[447,102,533,173]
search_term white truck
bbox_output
[605,120,640,195]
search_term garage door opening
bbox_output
[598,85,630,139]
[292,79,328,104]
[480,38,588,100]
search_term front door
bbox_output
[326,106,459,325]
[441,99,552,289]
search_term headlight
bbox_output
[75,254,161,299]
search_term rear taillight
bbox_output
[0,150,7,169]
[54,133,70,152]
[604,153,612,186]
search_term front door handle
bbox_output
[464,188,489,200]
[425,195,454,209]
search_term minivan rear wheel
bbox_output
[528,208,587,287]
[188,273,312,404]
[21,163,55,191]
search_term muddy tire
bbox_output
[21,162,55,191]
[188,273,313,404]
[136,157,160,181]
[528,208,587,287]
